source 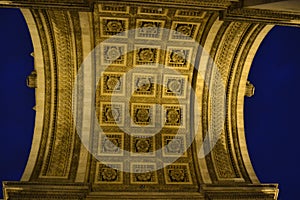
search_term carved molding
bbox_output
[0,0,93,10]
[202,184,279,200]
[1,1,290,199]
[19,9,82,181]
[222,6,300,26]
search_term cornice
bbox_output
[0,0,93,11]
[221,6,300,26]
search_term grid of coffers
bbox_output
[94,3,206,187]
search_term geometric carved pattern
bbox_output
[101,72,125,96]
[162,74,188,98]
[98,133,124,156]
[132,73,156,97]
[100,17,128,37]
[99,5,130,13]
[40,11,76,178]
[135,19,165,39]
[137,7,168,16]
[1,2,281,199]
[175,10,206,18]
[99,102,125,126]
[162,134,187,157]
[95,162,123,184]
[170,22,200,40]
[164,163,192,184]
[131,134,155,156]
[165,47,193,69]
[130,163,158,184]
[206,22,251,180]
[92,4,200,190]
[162,105,186,128]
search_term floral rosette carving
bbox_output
[167,79,182,93]
[167,139,182,153]
[176,25,192,36]
[170,50,186,64]
[104,138,119,152]
[106,47,121,61]
[106,20,123,33]
[136,171,152,181]
[169,169,185,182]
[135,138,150,153]
[136,108,150,122]
[141,22,158,34]
[101,168,118,181]
[166,109,180,123]
[138,48,154,62]
[105,107,120,122]
[106,77,121,90]
[137,78,151,91]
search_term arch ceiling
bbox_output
[2,0,300,199]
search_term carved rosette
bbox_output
[3,2,280,199]
[131,135,155,156]
[164,164,192,184]
[95,163,123,184]
[131,163,158,184]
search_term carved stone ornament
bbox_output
[2,1,285,199]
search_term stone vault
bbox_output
[2,0,300,199]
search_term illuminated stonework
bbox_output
[132,73,157,97]
[163,75,188,98]
[170,22,200,40]
[100,102,125,126]
[100,17,129,37]
[165,47,193,69]
[135,19,165,39]
[101,72,125,96]
[131,134,155,156]
[98,133,124,156]
[164,163,193,184]
[162,134,187,157]
[131,163,158,184]
[2,0,295,199]
[95,162,123,184]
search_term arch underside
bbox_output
[3,1,297,199]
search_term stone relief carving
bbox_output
[164,164,192,184]
[95,163,123,184]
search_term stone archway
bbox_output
[3,1,299,199]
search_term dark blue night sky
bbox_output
[0,8,35,199]
[245,25,300,200]
[0,8,299,200]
